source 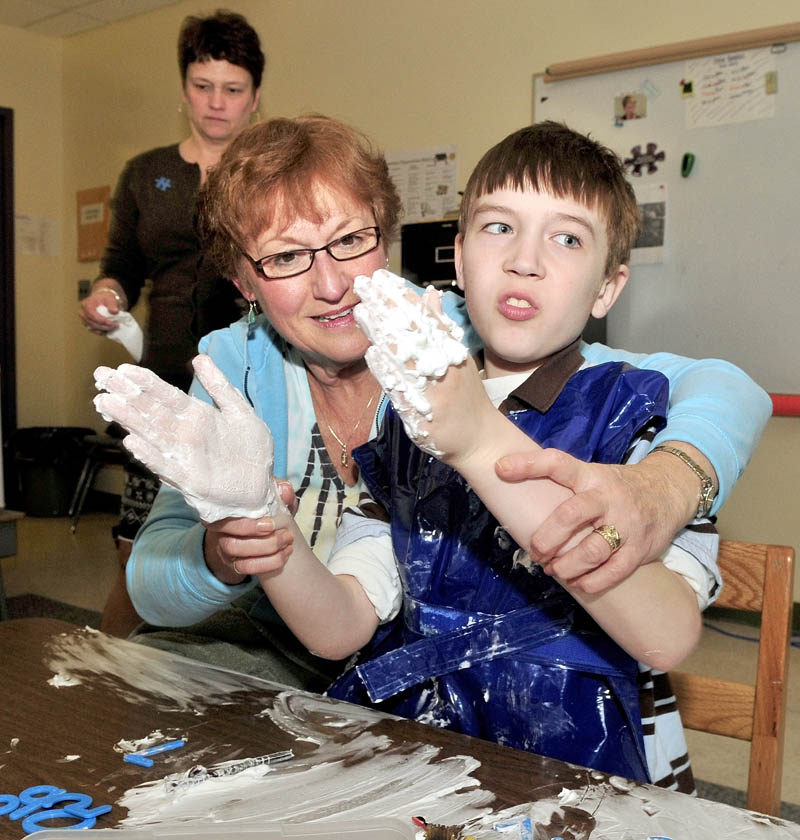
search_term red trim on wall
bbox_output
[770,394,800,416]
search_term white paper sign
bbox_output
[79,202,105,225]
[685,48,776,129]
[387,146,459,223]
[15,214,61,257]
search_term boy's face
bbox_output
[455,186,628,378]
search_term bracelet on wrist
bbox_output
[651,444,717,519]
[94,286,123,306]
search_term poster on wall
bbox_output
[387,146,459,223]
[15,214,60,257]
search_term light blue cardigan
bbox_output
[128,294,771,627]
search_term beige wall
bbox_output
[3,1,798,590]
[0,25,65,425]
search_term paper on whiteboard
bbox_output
[631,182,666,266]
[685,48,776,129]
[387,146,459,223]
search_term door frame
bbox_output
[0,106,17,503]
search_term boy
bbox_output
[287,122,718,790]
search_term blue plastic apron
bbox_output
[327,362,668,782]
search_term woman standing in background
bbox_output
[78,10,265,636]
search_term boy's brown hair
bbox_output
[459,121,640,276]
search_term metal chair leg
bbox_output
[68,453,95,519]
[69,457,101,533]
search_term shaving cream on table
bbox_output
[353,269,468,454]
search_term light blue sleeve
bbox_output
[581,342,772,513]
[418,287,771,512]
[126,484,256,627]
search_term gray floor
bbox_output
[3,511,799,814]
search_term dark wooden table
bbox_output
[1,618,798,839]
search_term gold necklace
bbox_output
[324,387,380,467]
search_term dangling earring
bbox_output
[247,298,259,326]
[178,102,184,115]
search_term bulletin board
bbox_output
[76,185,110,262]
[533,24,800,413]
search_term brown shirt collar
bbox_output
[497,338,585,415]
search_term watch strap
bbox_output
[652,445,716,518]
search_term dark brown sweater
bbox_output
[99,144,242,391]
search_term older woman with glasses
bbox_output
[109,114,770,687]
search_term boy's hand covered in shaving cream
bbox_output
[354,269,489,462]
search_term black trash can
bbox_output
[11,426,96,516]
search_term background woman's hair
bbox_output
[178,9,265,89]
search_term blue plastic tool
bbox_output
[3,787,112,834]
[124,737,186,766]
[0,794,19,816]
[123,753,154,767]
[133,738,186,757]
[9,786,66,820]
[21,795,109,834]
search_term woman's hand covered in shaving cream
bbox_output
[93,355,287,522]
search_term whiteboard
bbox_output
[533,44,800,396]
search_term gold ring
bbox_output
[593,524,621,553]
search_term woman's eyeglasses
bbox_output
[240,226,381,280]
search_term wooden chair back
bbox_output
[670,539,795,816]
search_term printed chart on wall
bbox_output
[387,145,459,223]
[533,42,800,407]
